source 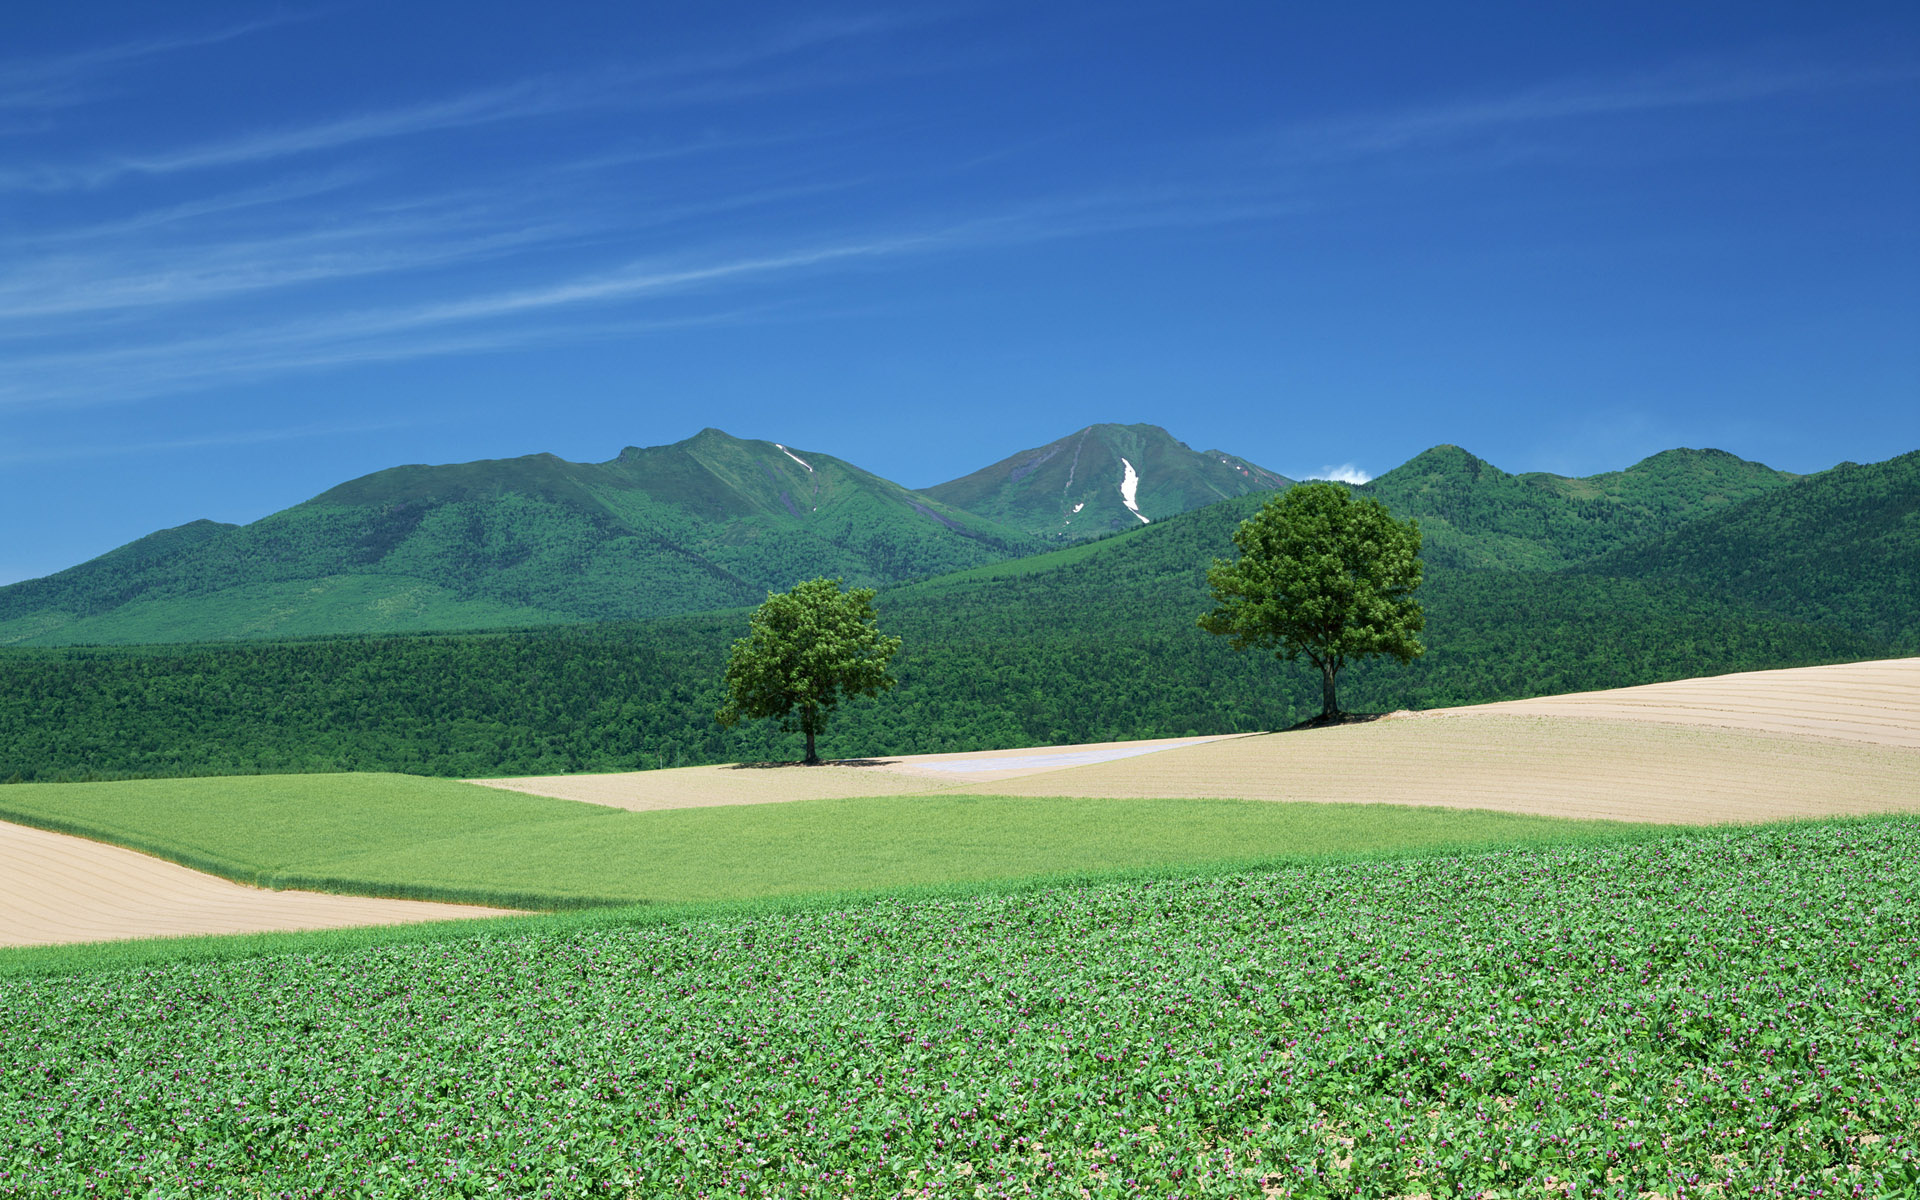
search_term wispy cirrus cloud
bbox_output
[0,173,1307,410]
[2,14,919,192]
[0,418,424,467]
[7,171,371,247]
[1276,57,1916,161]
[0,14,305,113]
[0,204,585,323]
[0,77,591,192]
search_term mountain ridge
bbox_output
[1,427,1900,649]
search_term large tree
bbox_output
[715,577,902,765]
[1198,483,1424,722]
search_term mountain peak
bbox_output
[1373,444,1501,484]
[924,424,1289,541]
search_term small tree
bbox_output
[715,577,902,765]
[1198,482,1424,723]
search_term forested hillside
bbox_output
[0,430,1045,646]
[1584,451,1920,649]
[1365,445,1801,569]
[4,442,1909,782]
[1,494,1888,782]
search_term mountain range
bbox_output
[0,424,1912,653]
[0,423,1290,645]
[4,434,1914,780]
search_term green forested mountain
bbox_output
[922,423,1291,541]
[0,431,1816,649]
[0,429,1045,646]
[2,440,1911,783]
[1584,450,1920,649]
[1365,445,1802,569]
[5,449,1902,782]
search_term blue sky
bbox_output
[2,1,1915,585]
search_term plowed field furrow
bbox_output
[1423,657,1920,747]
[959,716,1920,823]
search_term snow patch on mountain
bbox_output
[774,444,813,473]
[1119,458,1149,523]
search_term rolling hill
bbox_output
[0,429,1048,646]
[1363,444,1803,569]
[1582,450,1920,649]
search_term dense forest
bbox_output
[0,566,1883,783]
[4,445,1909,783]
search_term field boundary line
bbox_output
[0,808,619,912]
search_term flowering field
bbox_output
[4,817,1917,1197]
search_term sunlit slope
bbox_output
[1425,655,1920,747]
[962,658,1920,824]
[0,820,518,948]
[0,771,1639,919]
[0,428,1044,645]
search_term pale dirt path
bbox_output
[1414,657,1920,748]
[470,735,1241,810]
[0,820,522,949]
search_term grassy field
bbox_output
[4,816,1915,1195]
[0,771,1647,909]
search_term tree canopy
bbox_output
[715,578,902,764]
[1199,483,1425,721]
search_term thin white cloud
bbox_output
[0,15,305,112]
[6,171,371,248]
[2,14,920,192]
[1277,57,1916,161]
[1,78,576,192]
[0,298,796,410]
[0,209,580,323]
[0,418,422,467]
[1307,464,1371,485]
[0,178,1294,409]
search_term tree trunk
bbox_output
[803,718,820,766]
[1320,660,1339,721]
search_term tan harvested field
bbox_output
[967,659,1920,822]
[1417,656,1920,748]
[962,715,1920,824]
[480,659,1920,823]
[0,820,521,948]
[470,735,1239,809]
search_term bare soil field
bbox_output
[0,820,520,948]
[1415,656,1920,748]
[961,715,1920,824]
[480,659,1920,823]
[471,735,1238,809]
[965,660,1920,823]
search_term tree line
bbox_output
[1,561,1884,782]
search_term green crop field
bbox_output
[0,772,1644,909]
[3,817,1915,1195]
